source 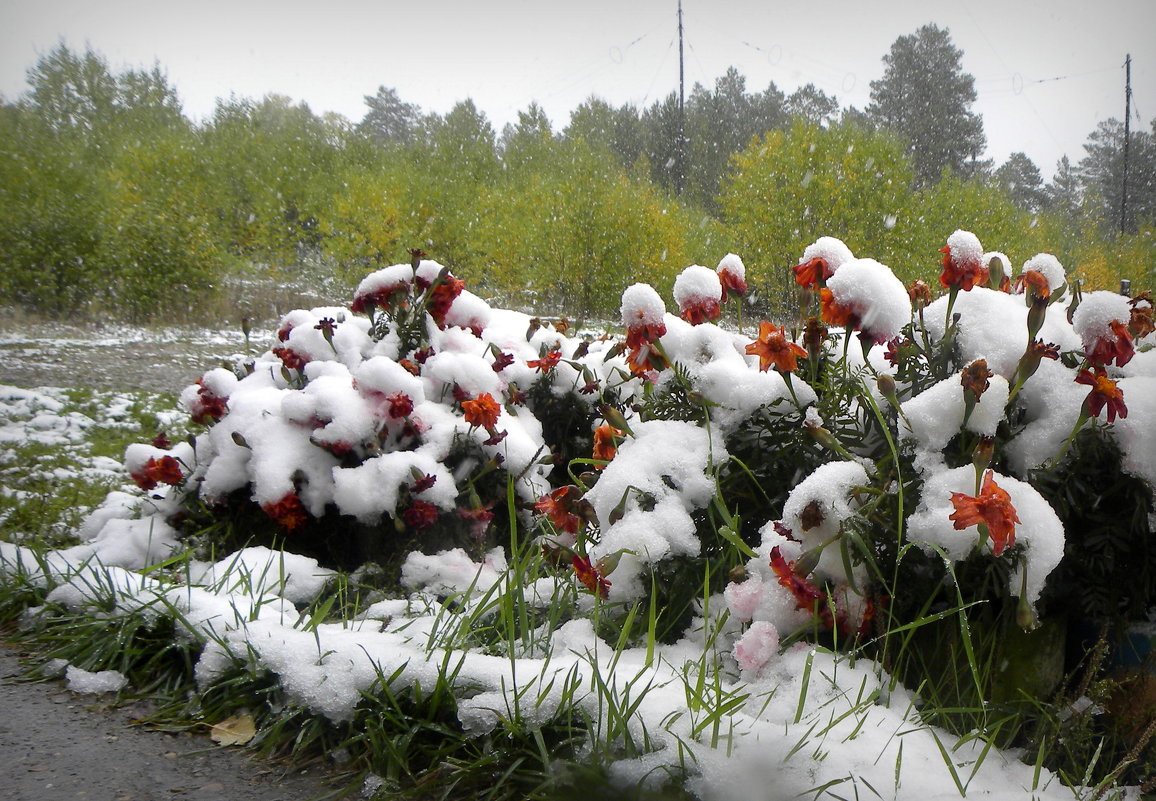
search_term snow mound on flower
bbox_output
[1022,253,1066,293]
[825,258,911,342]
[923,288,1080,379]
[781,460,869,583]
[716,253,745,280]
[1072,290,1131,349]
[620,283,667,329]
[673,264,722,305]
[1005,358,1088,475]
[584,419,724,600]
[906,466,1064,608]
[946,229,983,265]
[1111,376,1156,489]
[901,373,1009,451]
[801,236,854,272]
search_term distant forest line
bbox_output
[1,31,1153,323]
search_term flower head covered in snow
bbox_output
[794,236,854,289]
[620,283,669,378]
[818,258,912,345]
[1073,290,1135,368]
[351,264,413,315]
[938,230,988,292]
[673,265,723,326]
[949,469,1020,556]
[716,253,748,303]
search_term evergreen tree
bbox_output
[357,85,420,146]
[993,152,1046,213]
[1078,118,1156,233]
[867,24,986,187]
[1044,155,1083,222]
[563,96,643,170]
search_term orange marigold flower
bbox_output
[462,392,501,430]
[131,455,184,490]
[949,470,1020,556]
[1130,302,1155,339]
[263,492,310,533]
[1075,368,1128,423]
[273,346,309,372]
[190,379,228,425]
[960,359,993,402]
[717,265,748,303]
[819,288,859,330]
[572,554,611,599]
[535,486,583,534]
[939,242,989,291]
[746,321,807,373]
[528,349,563,373]
[770,546,828,616]
[793,257,833,289]
[592,424,622,467]
[1023,269,1051,303]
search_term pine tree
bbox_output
[993,152,1046,213]
[867,24,985,187]
[357,86,420,146]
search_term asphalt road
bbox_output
[0,642,342,801]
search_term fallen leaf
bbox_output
[209,714,256,746]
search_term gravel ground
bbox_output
[0,642,344,801]
[0,322,265,395]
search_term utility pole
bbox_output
[1121,53,1131,235]
[676,0,685,196]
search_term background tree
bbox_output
[993,152,1046,213]
[784,83,839,126]
[867,24,986,188]
[1078,118,1156,234]
[562,96,643,171]
[357,85,420,146]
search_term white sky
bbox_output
[2,0,1153,179]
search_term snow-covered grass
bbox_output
[2,238,1155,799]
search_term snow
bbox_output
[801,236,854,273]
[824,257,912,342]
[1022,253,1067,293]
[65,666,129,694]
[0,236,1150,801]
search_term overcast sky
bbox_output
[2,0,1153,179]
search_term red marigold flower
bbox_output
[1085,320,1135,368]
[949,470,1020,556]
[621,284,668,349]
[398,358,421,376]
[960,359,993,402]
[572,554,611,599]
[528,349,562,373]
[793,257,832,290]
[491,350,516,372]
[819,288,860,330]
[191,380,228,425]
[314,317,338,337]
[131,455,184,490]
[462,393,502,430]
[939,233,989,291]
[402,499,440,531]
[411,473,437,494]
[717,254,748,303]
[151,432,172,450]
[535,486,583,534]
[427,275,466,328]
[273,346,309,371]
[745,321,807,373]
[387,392,413,419]
[1075,368,1128,423]
[263,492,309,533]
[458,503,494,540]
[769,546,827,612]
[483,429,508,446]
[592,424,621,467]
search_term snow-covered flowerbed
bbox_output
[2,237,1154,798]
